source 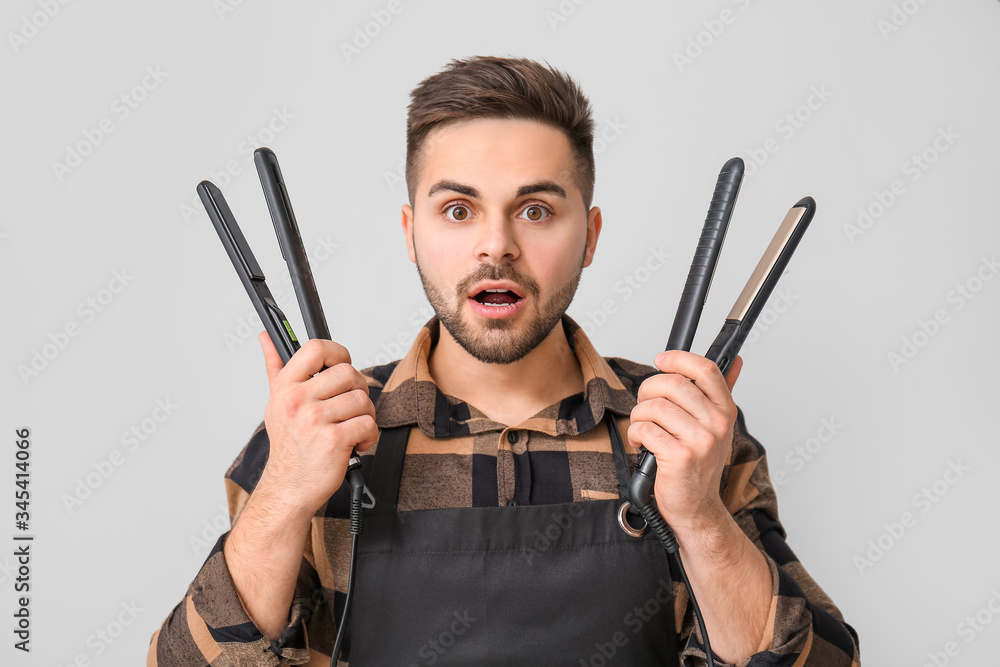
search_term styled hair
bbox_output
[405,55,596,209]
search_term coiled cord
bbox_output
[329,465,367,666]
[630,454,716,667]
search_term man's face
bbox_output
[402,118,601,365]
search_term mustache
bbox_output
[457,263,540,299]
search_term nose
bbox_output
[474,212,520,263]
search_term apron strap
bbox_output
[606,416,632,501]
[366,426,410,515]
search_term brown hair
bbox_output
[405,55,596,209]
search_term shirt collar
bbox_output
[373,315,639,437]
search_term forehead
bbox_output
[417,118,577,197]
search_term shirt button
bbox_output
[507,431,519,444]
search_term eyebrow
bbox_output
[426,179,567,200]
[427,180,479,199]
[516,181,567,199]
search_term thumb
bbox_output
[724,354,743,393]
[258,330,285,384]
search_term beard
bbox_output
[416,255,584,365]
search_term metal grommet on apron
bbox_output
[617,501,650,539]
[345,417,679,666]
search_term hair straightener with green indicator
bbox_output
[197,147,372,666]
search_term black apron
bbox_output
[348,418,679,666]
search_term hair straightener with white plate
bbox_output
[620,156,816,667]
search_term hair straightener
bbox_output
[620,157,816,666]
[196,148,372,666]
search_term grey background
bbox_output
[3,0,998,664]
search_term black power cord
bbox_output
[329,459,369,666]
[630,460,716,667]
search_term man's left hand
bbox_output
[627,351,743,535]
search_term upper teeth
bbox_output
[485,289,508,293]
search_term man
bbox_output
[148,56,860,665]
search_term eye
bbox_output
[521,205,551,222]
[445,204,471,221]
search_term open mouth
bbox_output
[472,288,523,307]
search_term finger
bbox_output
[281,338,353,384]
[626,419,681,463]
[724,355,743,392]
[309,388,375,426]
[636,372,717,426]
[630,398,705,448]
[651,350,734,412]
[305,363,371,402]
[333,414,380,453]
[259,331,285,385]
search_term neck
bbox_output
[427,319,585,427]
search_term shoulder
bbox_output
[358,359,402,408]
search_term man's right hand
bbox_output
[220,332,379,640]
[257,330,379,517]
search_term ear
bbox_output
[402,203,417,264]
[582,206,603,268]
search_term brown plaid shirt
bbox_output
[148,316,860,666]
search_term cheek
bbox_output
[414,234,462,292]
[414,221,468,261]
[530,231,587,279]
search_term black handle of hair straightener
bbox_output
[666,157,743,351]
[254,147,331,341]
[251,148,375,513]
[627,158,743,529]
